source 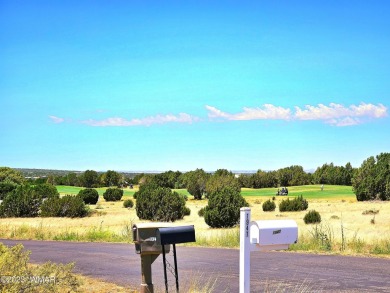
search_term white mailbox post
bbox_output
[239,207,298,293]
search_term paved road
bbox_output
[1,239,389,292]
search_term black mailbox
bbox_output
[156,225,196,245]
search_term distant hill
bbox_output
[15,168,147,178]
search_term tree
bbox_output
[79,170,99,188]
[204,187,248,228]
[184,169,209,200]
[0,167,25,184]
[251,170,278,188]
[353,153,390,201]
[135,181,188,222]
[33,183,60,199]
[0,185,42,217]
[206,169,240,199]
[277,166,310,187]
[0,167,25,199]
[237,174,253,188]
[101,170,122,187]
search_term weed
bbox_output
[362,209,379,215]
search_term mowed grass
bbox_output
[1,184,389,257]
[57,185,137,197]
[241,185,355,200]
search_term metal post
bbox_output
[140,255,154,293]
[162,244,169,293]
[173,244,179,292]
[240,207,251,293]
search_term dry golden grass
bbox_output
[0,193,389,255]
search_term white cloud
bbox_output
[206,104,291,120]
[49,115,65,124]
[82,113,199,127]
[206,103,387,126]
[51,102,387,128]
[294,103,387,121]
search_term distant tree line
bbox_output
[1,152,389,202]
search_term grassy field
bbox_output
[1,184,389,257]
[57,185,137,197]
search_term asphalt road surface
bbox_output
[1,239,389,292]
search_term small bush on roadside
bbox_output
[362,209,379,215]
[183,206,191,216]
[279,195,308,212]
[78,188,99,204]
[0,243,80,292]
[103,188,123,201]
[123,199,134,208]
[262,199,276,212]
[304,210,321,224]
[41,195,89,218]
[198,207,205,217]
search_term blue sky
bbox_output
[1,1,389,172]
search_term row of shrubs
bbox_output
[262,195,308,212]
[77,187,124,204]
[261,195,321,224]
[0,184,129,219]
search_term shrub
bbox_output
[0,243,80,292]
[183,206,191,216]
[0,185,42,217]
[123,199,134,208]
[304,210,321,224]
[198,207,205,217]
[279,195,308,212]
[204,187,248,228]
[0,180,18,200]
[103,188,123,201]
[262,199,276,212]
[136,182,189,222]
[41,195,88,218]
[34,183,60,199]
[78,188,99,204]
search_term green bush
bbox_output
[34,183,60,199]
[183,206,191,216]
[40,195,88,218]
[123,199,134,208]
[304,210,322,224]
[0,185,42,217]
[0,243,80,292]
[279,195,308,212]
[204,187,248,228]
[78,188,99,204]
[103,188,123,201]
[0,180,18,200]
[198,207,205,217]
[136,182,188,222]
[262,199,276,212]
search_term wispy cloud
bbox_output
[294,103,387,126]
[206,103,387,126]
[82,113,200,127]
[50,102,387,128]
[49,115,65,124]
[206,104,291,120]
